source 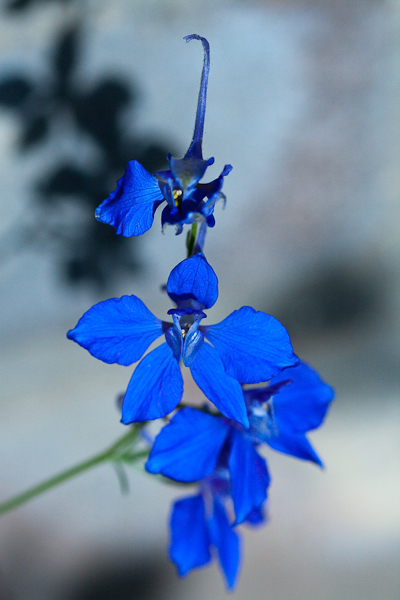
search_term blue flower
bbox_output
[149,408,270,589]
[158,408,270,589]
[95,35,232,241]
[67,253,297,426]
[145,362,334,584]
[147,406,271,524]
[169,463,269,590]
[245,362,335,466]
[146,362,334,484]
[169,470,246,590]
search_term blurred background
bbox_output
[0,0,399,598]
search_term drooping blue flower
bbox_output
[166,418,269,590]
[95,35,232,242]
[169,470,244,590]
[150,408,270,589]
[67,253,297,427]
[146,362,334,585]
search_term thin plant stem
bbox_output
[186,221,198,257]
[0,424,145,517]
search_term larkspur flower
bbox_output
[146,405,271,525]
[245,362,335,465]
[146,362,334,487]
[95,35,231,242]
[169,468,254,590]
[147,406,270,589]
[145,362,334,585]
[67,253,297,427]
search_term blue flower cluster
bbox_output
[67,35,334,590]
[146,362,333,587]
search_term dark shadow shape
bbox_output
[0,22,172,290]
[269,260,383,338]
[66,554,174,600]
[5,0,72,12]
[0,76,32,106]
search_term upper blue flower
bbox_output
[67,253,297,427]
[95,35,232,240]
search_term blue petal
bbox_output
[203,307,298,384]
[121,342,183,422]
[245,506,266,526]
[228,430,270,525]
[207,498,240,590]
[164,315,183,362]
[245,378,292,405]
[145,407,229,481]
[95,161,164,236]
[198,164,232,217]
[271,362,334,433]
[194,220,208,253]
[189,342,249,428]
[206,214,215,227]
[167,253,218,309]
[161,202,195,234]
[159,177,175,208]
[183,320,204,367]
[67,295,163,366]
[267,426,323,466]
[170,495,211,576]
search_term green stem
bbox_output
[0,425,145,517]
[186,221,198,258]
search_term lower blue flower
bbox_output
[147,362,334,483]
[146,361,334,586]
[146,406,270,525]
[169,468,250,590]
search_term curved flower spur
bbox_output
[95,35,232,244]
[67,253,298,427]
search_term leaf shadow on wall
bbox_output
[0,20,171,290]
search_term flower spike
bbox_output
[183,34,210,160]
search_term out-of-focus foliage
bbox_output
[4,0,73,14]
[0,19,171,289]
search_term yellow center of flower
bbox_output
[173,188,183,210]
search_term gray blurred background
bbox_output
[0,0,399,598]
